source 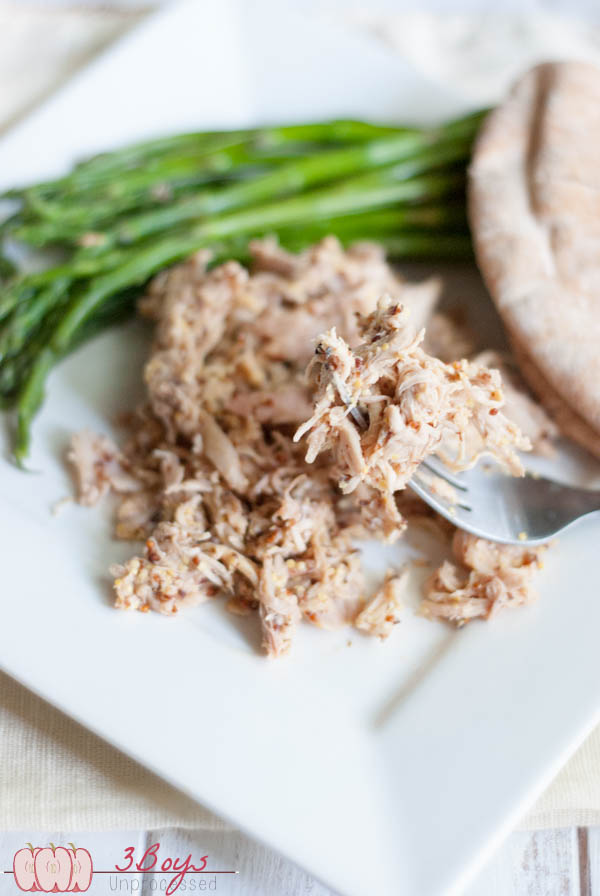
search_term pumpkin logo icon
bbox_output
[13,843,93,892]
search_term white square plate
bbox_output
[1,3,600,894]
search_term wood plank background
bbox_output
[1,828,597,894]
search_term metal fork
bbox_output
[409,458,600,545]
[340,387,600,546]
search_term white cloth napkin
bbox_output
[2,0,600,832]
[0,671,228,830]
[356,10,600,104]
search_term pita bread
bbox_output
[469,61,600,458]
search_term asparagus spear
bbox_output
[5,119,424,204]
[61,112,483,183]
[0,254,15,282]
[6,133,250,201]
[195,171,465,242]
[109,135,470,248]
[0,277,72,365]
[276,203,468,236]
[11,114,478,250]
[57,122,394,187]
[12,144,348,247]
[0,250,130,322]
[6,114,480,258]
[26,142,328,215]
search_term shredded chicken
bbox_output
[295,296,530,497]
[69,237,546,657]
[474,351,559,456]
[414,468,458,506]
[421,314,558,457]
[355,569,407,639]
[421,530,545,624]
[424,310,477,362]
[67,430,139,506]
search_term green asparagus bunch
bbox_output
[0,111,485,463]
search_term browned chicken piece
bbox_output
[112,512,258,616]
[258,554,300,658]
[415,468,460,506]
[68,430,140,506]
[421,530,545,625]
[355,569,407,639]
[295,296,529,497]
[474,351,559,456]
[423,311,477,363]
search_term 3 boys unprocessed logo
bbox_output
[12,843,93,892]
[8,842,233,893]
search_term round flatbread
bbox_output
[468,61,600,458]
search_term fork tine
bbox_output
[456,498,473,511]
[421,458,469,492]
[413,468,473,511]
[411,465,600,546]
[408,477,462,522]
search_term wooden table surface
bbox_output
[1,827,597,894]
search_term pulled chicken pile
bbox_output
[69,238,546,656]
